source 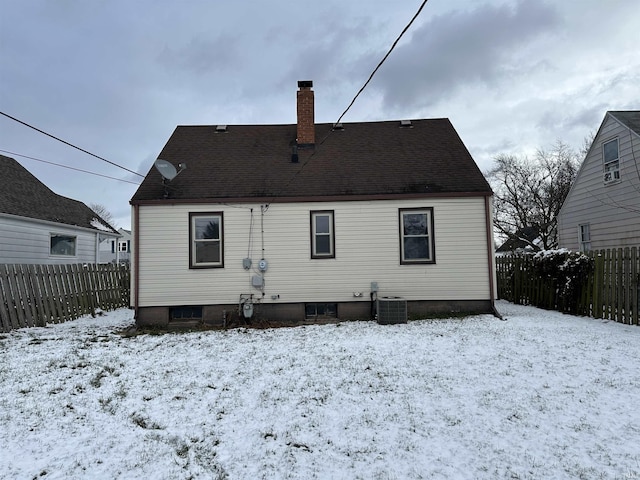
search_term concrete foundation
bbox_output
[134,299,493,328]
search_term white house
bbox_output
[558,111,640,251]
[99,228,132,264]
[0,154,119,264]
[130,81,497,327]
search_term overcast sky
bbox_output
[1,0,638,229]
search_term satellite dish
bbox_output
[154,159,186,182]
[154,159,178,181]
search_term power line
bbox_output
[271,0,430,202]
[329,0,429,133]
[0,111,145,177]
[0,149,142,185]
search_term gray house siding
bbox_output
[0,214,105,264]
[558,112,640,251]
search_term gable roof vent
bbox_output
[399,119,412,128]
[215,125,228,133]
[332,123,344,131]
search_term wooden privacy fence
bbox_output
[497,247,639,325]
[0,263,130,332]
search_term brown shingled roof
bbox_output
[0,154,118,234]
[131,118,491,204]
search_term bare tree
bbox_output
[488,140,580,250]
[89,203,117,229]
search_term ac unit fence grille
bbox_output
[377,297,407,324]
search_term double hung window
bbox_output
[603,139,620,183]
[399,208,435,264]
[311,211,335,259]
[579,224,591,252]
[190,212,223,268]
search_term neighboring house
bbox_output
[558,111,640,251]
[495,227,541,255]
[130,81,496,327]
[99,228,131,264]
[0,154,120,264]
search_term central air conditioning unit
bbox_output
[377,296,407,325]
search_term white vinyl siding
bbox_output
[98,228,131,264]
[558,113,640,250]
[0,214,102,264]
[133,197,492,307]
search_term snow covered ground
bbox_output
[1,301,639,479]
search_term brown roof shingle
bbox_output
[131,118,491,204]
[0,154,118,233]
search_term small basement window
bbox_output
[305,303,337,320]
[170,306,203,321]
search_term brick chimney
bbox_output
[296,80,315,145]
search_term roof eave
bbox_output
[130,191,493,206]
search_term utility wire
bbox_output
[269,0,430,204]
[0,111,145,177]
[0,149,142,185]
[330,0,429,132]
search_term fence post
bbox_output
[632,247,639,326]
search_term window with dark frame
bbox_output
[189,212,224,268]
[311,210,335,259]
[170,306,203,321]
[603,138,620,183]
[50,234,77,256]
[399,208,435,264]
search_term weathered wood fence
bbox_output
[497,247,639,325]
[0,263,130,332]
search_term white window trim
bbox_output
[50,234,77,257]
[578,223,591,252]
[399,208,435,264]
[603,138,620,184]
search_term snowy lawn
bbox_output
[1,301,639,479]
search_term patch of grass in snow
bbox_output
[98,386,127,415]
[47,385,63,395]
[89,365,118,388]
[130,412,163,430]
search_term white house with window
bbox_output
[558,111,640,251]
[99,228,132,264]
[130,81,496,327]
[0,154,119,264]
